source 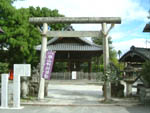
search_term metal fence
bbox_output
[50,72,103,80]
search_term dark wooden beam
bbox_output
[88,61,92,80]
[55,59,91,62]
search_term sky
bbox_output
[13,0,150,56]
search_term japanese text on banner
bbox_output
[42,50,55,80]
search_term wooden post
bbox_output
[38,23,48,100]
[88,61,92,80]
[68,61,71,72]
[102,23,111,101]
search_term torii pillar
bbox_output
[38,23,48,99]
[29,17,121,101]
[102,23,114,100]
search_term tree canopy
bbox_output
[0,0,67,69]
[92,32,119,72]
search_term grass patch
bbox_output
[21,96,37,102]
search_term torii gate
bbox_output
[29,17,121,101]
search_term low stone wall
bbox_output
[139,86,150,104]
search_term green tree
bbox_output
[28,6,66,31]
[0,0,67,69]
[92,33,119,72]
[0,1,40,67]
[118,50,122,59]
[141,61,150,87]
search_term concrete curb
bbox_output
[20,103,143,107]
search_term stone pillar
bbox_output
[1,74,9,108]
[21,77,28,98]
[102,23,111,101]
[8,80,13,102]
[126,83,132,96]
[38,23,48,100]
[13,75,20,108]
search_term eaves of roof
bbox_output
[143,22,150,32]
[119,46,150,62]
[36,43,102,51]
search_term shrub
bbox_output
[0,62,9,74]
[141,61,150,87]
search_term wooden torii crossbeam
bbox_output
[46,31,100,37]
[29,17,121,101]
[29,17,121,24]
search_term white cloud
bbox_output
[13,0,147,22]
[111,32,125,40]
[110,22,147,41]
[113,38,150,54]
[13,0,149,54]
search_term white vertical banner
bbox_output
[1,74,9,108]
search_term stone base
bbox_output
[0,106,24,109]
[111,82,124,97]
[102,82,124,98]
[139,86,150,104]
[28,81,48,97]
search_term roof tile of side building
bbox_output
[119,46,150,62]
[143,22,150,32]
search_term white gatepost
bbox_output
[13,64,31,108]
[13,75,20,108]
[1,74,9,108]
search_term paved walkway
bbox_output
[0,105,150,113]
[47,81,103,105]
[21,80,139,106]
[1,80,149,113]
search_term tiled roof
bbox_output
[36,25,102,52]
[143,22,150,32]
[47,37,95,46]
[36,39,102,51]
[47,43,102,51]
[119,46,150,62]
